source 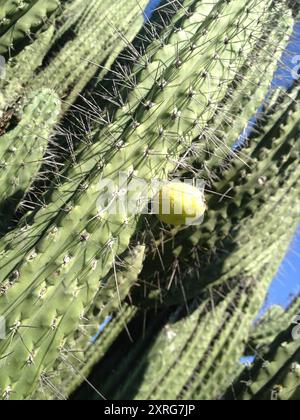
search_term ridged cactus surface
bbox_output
[0,0,59,55]
[0,89,61,232]
[226,323,300,400]
[0,0,299,401]
[32,0,149,108]
[246,296,300,355]
[0,25,55,114]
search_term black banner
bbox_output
[101,401,206,416]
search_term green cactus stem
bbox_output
[0,0,59,56]
[226,324,300,400]
[0,89,61,233]
[32,0,148,109]
[33,244,145,400]
[0,25,55,114]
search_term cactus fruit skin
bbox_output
[156,182,206,226]
[0,89,61,232]
[0,0,59,56]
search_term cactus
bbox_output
[99,279,268,400]
[0,0,292,276]
[0,0,148,115]
[31,0,149,109]
[69,77,300,402]
[0,0,298,401]
[135,75,300,308]
[225,323,300,400]
[0,0,59,56]
[33,244,145,400]
[0,25,55,114]
[247,296,300,355]
[0,89,61,233]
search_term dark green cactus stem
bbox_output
[109,283,256,400]
[52,0,96,41]
[0,89,61,233]
[226,324,300,400]
[61,304,137,401]
[0,25,55,114]
[247,295,300,354]
[35,305,137,399]
[0,0,59,56]
[82,306,169,401]
[32,0,148,109]
[287,0,300,16]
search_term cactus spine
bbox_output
[32,0,149,108]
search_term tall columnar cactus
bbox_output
[0,0,298,401]
[33,245,145,400]
[0,0,293,279]
[226,324,300,400]
[0,25,55,114]
[0,0,148,116]
[0,89,61,232]
[247,295,300,355]
[32,0,149,108]
[136,78,300,308]
[0,0,60,55]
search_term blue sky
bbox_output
[144,0,162,19]
[265,229,300,308]
[145,1,300,309]
[261,20,300,309]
